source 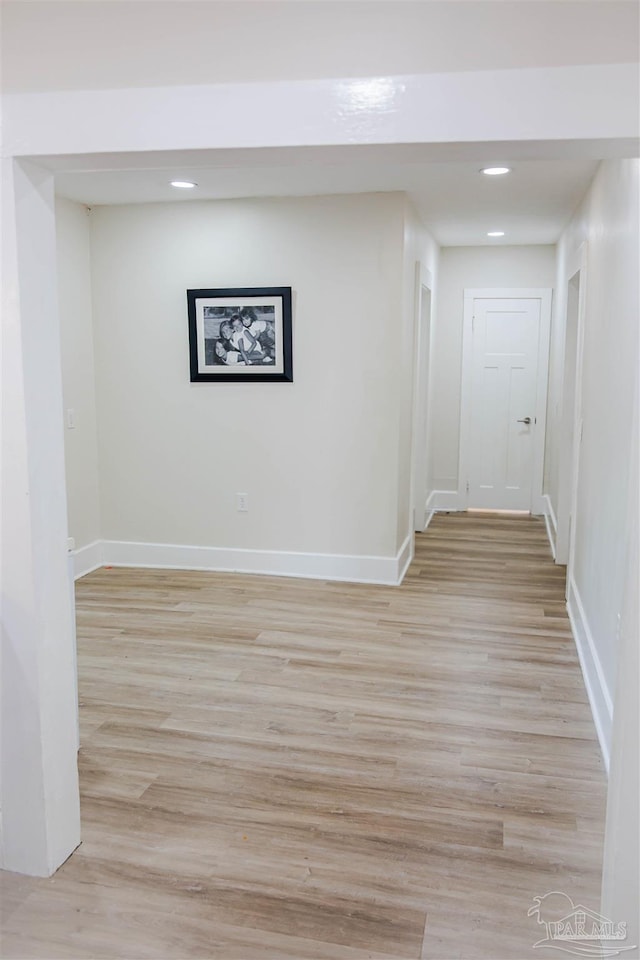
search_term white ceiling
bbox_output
[3,1,638,94]
[53,144,600,246]
[8,1,636,245]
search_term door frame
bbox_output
[458,287,553,514]
[411,262,434,531]
[557,243,588,573]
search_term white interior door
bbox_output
[467,297,542,510]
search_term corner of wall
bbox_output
[56,196,102,553]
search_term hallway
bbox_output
[0,514,606,959]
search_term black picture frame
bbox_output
[187,286,293,382]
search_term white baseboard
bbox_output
[99,537,411,586]
[530,493,546,517]
[426,489,465,513]
[423,510,436,531]
[72,540,103,580]
[542,494,558,560]
[566,575,613,772]
[396,532,414,584]
[423,492,436,531]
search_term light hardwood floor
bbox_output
[1,513,607,959]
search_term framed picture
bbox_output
[187,286,293,382]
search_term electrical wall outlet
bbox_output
[237,493,248,512]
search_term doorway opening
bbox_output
[555,244,587,579]
[411,265,434,532]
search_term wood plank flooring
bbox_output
[1,513,607,959]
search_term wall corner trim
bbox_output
[72,540,104,580]
[542,494,558,560]
[396,532,414,586]
[566,575,613,773]
[423,496,436,531]
[86,538,411,587]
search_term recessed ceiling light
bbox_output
[170,180,197,189]
[487,231,505,237]
[480,167,511,176]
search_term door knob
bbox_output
[517,417,531,425]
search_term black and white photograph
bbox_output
[187,287,293,382]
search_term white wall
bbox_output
[430,245,557,492]
[88,192,412,572]
[545,159,639,757]
[1,160,81,876]
[601,384,638,957]
[56,198,101,554]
